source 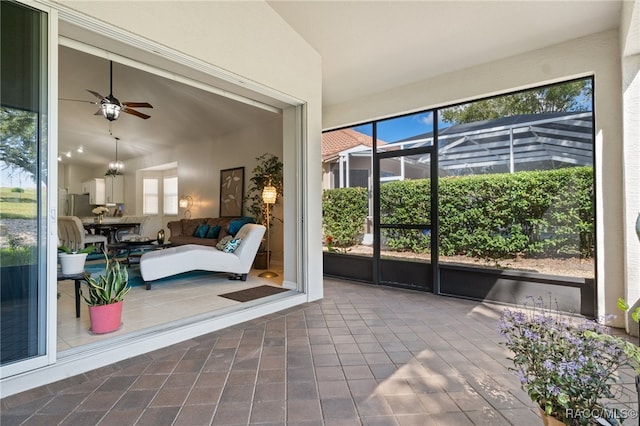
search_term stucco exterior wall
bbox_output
[324,30,627,325]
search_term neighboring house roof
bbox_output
[395,111,594,172]
[322,128,375,162]
[396,111,591,142]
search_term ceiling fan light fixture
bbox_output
[101,96,122,121]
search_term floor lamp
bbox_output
[259,184,278,278]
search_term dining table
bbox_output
[83,222,140,244]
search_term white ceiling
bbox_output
[58,46,280,167]
[267,0,622,106]
[58,0,622,168]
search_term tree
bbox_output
[441,80,592,125]
[0,106,37,181]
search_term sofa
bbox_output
[167,216,255,247]
[140,223,266,288]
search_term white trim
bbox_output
[46,0,59,368]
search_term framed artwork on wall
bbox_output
[219,166,244,217]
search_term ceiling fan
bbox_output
[62,60,153,121]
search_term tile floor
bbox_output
[2,278,638,425]
[57,262,285,351]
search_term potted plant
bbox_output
[245,153,283,268]
[81,252,130,334]
[499,298,640,425]
[58,244,96,275]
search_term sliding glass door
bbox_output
[1,0,50,369]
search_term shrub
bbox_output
[322,187,368,247]
[322,167,594,259]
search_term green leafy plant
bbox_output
[58,244,97,255]
[245,153,283,225]
[322,187,368,248]
[80,252,130,306]
[618,298,640,324]
[499,298,639,425]
[0,239,37,267]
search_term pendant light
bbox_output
[106,137,124,176]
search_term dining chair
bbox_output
[116,215,148,241]
[58,216,108,251]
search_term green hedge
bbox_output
[322,187,368,247]
[323,167,594,259]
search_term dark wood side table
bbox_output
[57,271,85,318]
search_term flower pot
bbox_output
[59,253,88,275]
[88,301,123,334]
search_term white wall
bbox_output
[126,117,285,260]
[324,30,627,325]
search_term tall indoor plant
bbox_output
[499,298,640,425]
[81,252,130,334]
[245,153,283,269]
[245,153,283,224]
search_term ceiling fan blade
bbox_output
[59,98,98,105]
[122,101,153,109]
[94,109,103,116]
[122,107,151,119]
[86,89,106,101]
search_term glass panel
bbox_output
[378,153,431,264]
[437,79,594,279]
[322,124,373,256]
[1,1,48,365]
[376,111,434,153]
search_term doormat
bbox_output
[219,285,288,302]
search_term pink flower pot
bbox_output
[88,301,123,334]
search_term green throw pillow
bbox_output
[223,238,242,253]
[193,224,209,238]
[216,235,233,250]
[206,225,221,239]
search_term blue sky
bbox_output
[354,111,449,143]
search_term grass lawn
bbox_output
[0,187,37,219]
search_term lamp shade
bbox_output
[262,185,277,204]
[179,197,189,208]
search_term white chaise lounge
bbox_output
[139,223,266,290]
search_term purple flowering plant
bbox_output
[499,297,640,425]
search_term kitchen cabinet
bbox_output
[82,178,105,205]
[105,175,124,204]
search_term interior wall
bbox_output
[125,117,284,258]
[59,163,100,195]
[323,29,625,325]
